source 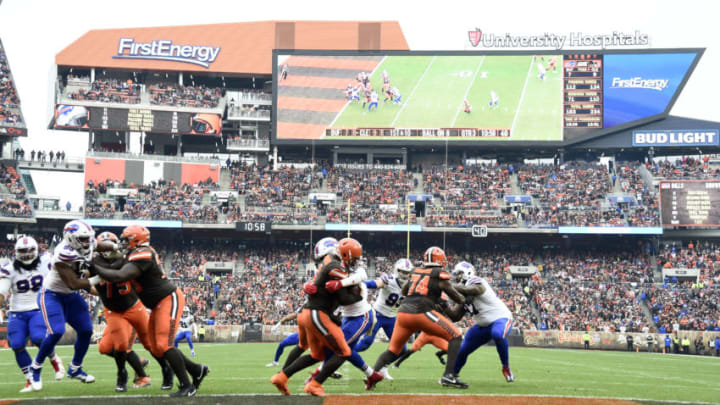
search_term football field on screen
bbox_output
[2,343,718,403]
[327,55,563,142]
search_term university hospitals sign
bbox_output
[468,29,650,49]
[113,38,221,68]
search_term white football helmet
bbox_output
[15,236,39,265]
[393,258,413,282]
[313,237,338,260]
[454,261,476,283]
[63,220,95,255]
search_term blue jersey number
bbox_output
[16,275,44,293]
[385,293,403,307]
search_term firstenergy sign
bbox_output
[113,38,221,68]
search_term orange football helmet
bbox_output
[97,231,121,259]
[120,225,150,251]
[337,238,362,266]
[423,246,447,267]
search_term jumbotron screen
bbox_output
[660,180,720,227]
[273,50,700,144]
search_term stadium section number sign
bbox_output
[660,180,720,227]
[236,221,271,233]
[472,225,488,237]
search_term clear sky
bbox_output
[0,0,718,156]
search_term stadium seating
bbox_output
[68,79,141,104]
[0,40,24,126]
[149,83,222,108]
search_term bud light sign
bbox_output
[632,130,719,147]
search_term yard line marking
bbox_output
[391,56,437,127]
[510,56,535,135]
[450,56,485,127]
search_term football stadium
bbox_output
[0,2,719,404]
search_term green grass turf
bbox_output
[327,55,562,141]
[1,343,719,402]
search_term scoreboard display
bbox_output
[274,50,700,144]
[563,54,602,129]
[660,180,720,227]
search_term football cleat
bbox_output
[192,364,210,390]
[169,384,196,397]
[502,366,515,382]
[364,370,384,391]
[435,350,447,365]
[50,355,65,380]
[161,363,175,390]
[116,369,128,392]
[330,371,343,379]
[191,350,196,357]
[305,367,320,385]
[20,379,33,393]
[265,361,279,367]
[439,373,469,389]
[270,372,290,395]
[30,365,42,391]
[303,380,326,397]
[133,376,152,388]
[379,367,394,381]
[134,357,150,384]
[67,366,95,383]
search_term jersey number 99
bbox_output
[16,275,43,293]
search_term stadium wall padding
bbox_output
[181,163,219,184]
[84,157,126,185]
[163,162,182,185]
[124,160,144,186]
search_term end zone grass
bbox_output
[1,344,718,403]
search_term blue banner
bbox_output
[604,53,697,128]
[607,196,636,204]
[558,226,663,235]
[632,129,719,147]
[325,223,422,232]
[505,195,532,203]
[406,195,433,202]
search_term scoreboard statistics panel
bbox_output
[563,54,602,129]
[660,180,720,227]
[273,49,701,144]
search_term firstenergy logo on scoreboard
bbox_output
[610,77,669,91]
[632,130,719,147]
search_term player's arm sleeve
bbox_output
[439,278,466,305]
[0,276,11,298]
[94,261,142,283]
[364,280,379,289]
[340,267,367,287]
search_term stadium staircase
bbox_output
[510,172,522,195]
[219,168,232,189]
[19,170,36,194]
[412,173,424,194]
[638,295,658,331]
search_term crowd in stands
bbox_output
[517,163,611,208]
[645,284,720,332]
[68,79,140,104]
[150,83,222,108]
[424,212,518,228]
[658,241,720,285]
[1,42,23,125]
[541,248,655,284]
[84,178,219,222]
[326,206,415,225]
[0,164,32,218]
[232,164,321,208]
[423,164,511,210]
[649,156,720,179]
[327,167,415,207]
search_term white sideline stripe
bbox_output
[510,56,534,134]
[3,392,718,404]
[391,56,437,127]
[450,56,485,128]
[326,56,387,134]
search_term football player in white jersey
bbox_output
[174,307,198,356]
[30,220,114,391]
[307,238,384,385]
[0,236,65,392]
[452,261,515,382]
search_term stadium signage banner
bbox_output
[558,226,663,235]
[0,126,27,136]
[467,29,649,49]
[114,38,221,68]
[325,223,422,232]
[632,130,719,147]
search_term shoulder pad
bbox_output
[0,266,11,277]
[127,249,154,262]
[438,270,451,280]
[466,276,484,286]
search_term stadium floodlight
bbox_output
[471,225,487,238]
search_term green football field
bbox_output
[328,55,563,142]
[2,343,718,403]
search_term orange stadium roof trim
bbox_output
[55,21,408,75]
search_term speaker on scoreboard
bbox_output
[415,201,425,217]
